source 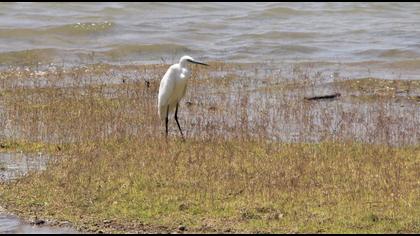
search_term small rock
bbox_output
[33,219,45,225]
[178,203,188,211]
[103,219,112,224]
[178,225,186,231]
[224,228,232,233]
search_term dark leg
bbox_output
[174,103,185,140]
[165,105,169,139]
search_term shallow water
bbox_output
[0,152,48,181]
[184,81,420,146]
[0,2,420,79]
[0,213,77,234]
[0,153,79,234]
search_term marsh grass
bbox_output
[1,63,419,145]
[0,62,419,233]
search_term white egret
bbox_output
[158,55,209,139]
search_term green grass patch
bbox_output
[1,139,418,233]
[0,140,62,154]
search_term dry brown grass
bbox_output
[0,62,419,233]
[1,139,419,233]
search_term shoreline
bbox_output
[0,205,79,234]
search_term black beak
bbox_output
[187,59,209,66]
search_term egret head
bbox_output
[179,55,209,68]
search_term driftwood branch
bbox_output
[304,93,341,101]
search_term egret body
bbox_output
[158,55,209,139]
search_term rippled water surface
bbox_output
[0,2,420,79]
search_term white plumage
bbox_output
[158,55,209,139]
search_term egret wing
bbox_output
[158,66,177,119]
